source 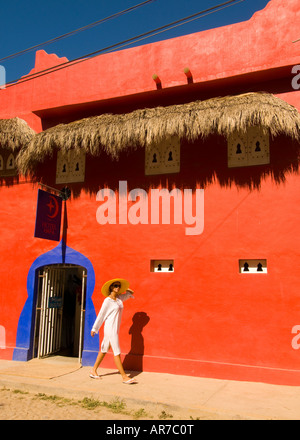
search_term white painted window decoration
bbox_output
[239,259,267,274]
[150,259,174,273]
[228,127,270,168]
[145,135,180,175]
[56,149,86,184]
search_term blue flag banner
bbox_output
[34,189,62,241]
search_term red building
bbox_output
[0,0,300,385]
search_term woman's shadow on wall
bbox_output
[123,312,150,376]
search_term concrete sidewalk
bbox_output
[0,357,300,420]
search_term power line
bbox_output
[0,0,155,63]
[4,0,245,88]
[4,0,245,87]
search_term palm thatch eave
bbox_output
[0,117,36,151]
[17,92,300,175]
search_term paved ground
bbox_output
[0,356,300,420]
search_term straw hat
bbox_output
[101,278,130,297]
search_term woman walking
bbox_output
[90,278,136,384]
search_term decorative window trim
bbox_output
[145,136,180,175]
[239,259,267,274]
[56,150,86,184]
[150,259,175,273]
[0,150,18,176]
[6,153,15,170]
[228,127,270,168]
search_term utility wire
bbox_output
[4,0,245,88]
[0,0,155,63]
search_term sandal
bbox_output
[123,378,137,384]
[89,373,101,379]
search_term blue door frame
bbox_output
[13,240,99,365]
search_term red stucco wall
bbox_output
[1,132,300,384]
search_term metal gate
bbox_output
[34,265,86,361]
[79,270,86,365]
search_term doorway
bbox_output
[33,264,87,362]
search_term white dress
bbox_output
[91,292,133,356]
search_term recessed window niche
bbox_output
[150,260,174,273]
[239,259,267,274]
[0,150,18,176]
[56,150,86,184]
[145,136,180,175]
[228,127,270,168]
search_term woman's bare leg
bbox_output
[113,354,130,381]
[91,351,106,376]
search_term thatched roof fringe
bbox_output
[16,92,300,174]
[0,117,35,150]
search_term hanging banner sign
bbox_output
[34,189,62,241]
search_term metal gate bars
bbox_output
[34,265,86,361]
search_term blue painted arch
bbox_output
[13,240,98,364]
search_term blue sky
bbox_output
[0,0,270,84]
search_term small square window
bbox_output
[239,259,267,274]
[56,150,86,184]
[228,127,270,168]
[0,150,18,176]
[145,136,180,175]
[150,260,174,273]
